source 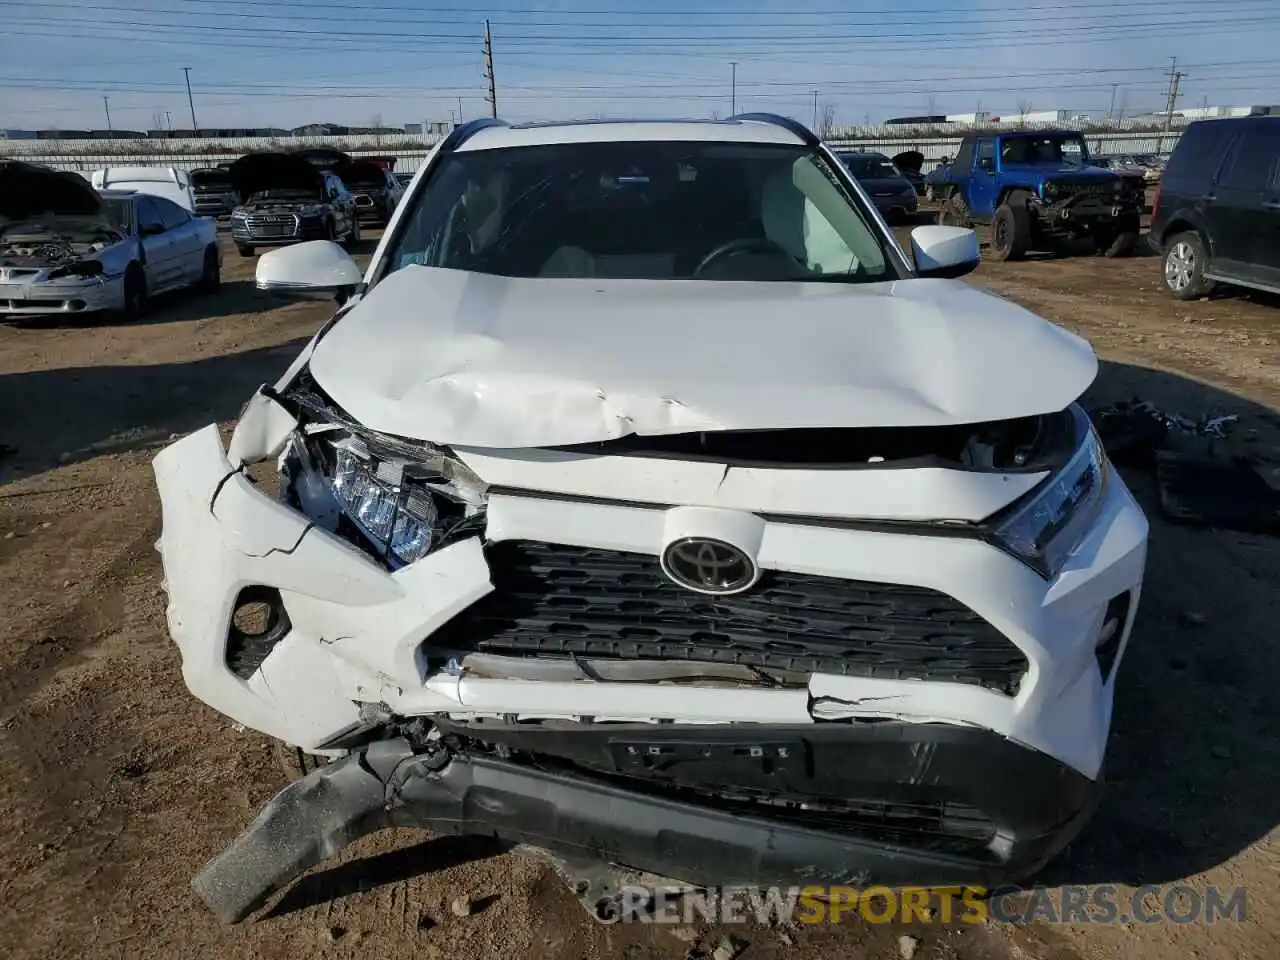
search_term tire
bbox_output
[236,243,254,258]
[1163,231,1214,300]
[1099,222,1140,258]
[198,246,221,292]
[989,202,1031,261]
[118,264,147,322]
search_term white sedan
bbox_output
[0,160,219,321]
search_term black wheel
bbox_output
[198,246,221,291]
[1098,220,1140,258]
[1163,230,1214,300]
[989,202,1031,261]
[118,264,147,322]
[236,243,254,258]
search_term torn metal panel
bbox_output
[306,265,1098,448]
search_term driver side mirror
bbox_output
[909,225,980,279]
[255,240,363,301]
[977,157,995,172]
[140,222,165,237]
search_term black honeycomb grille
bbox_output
[430,541,1027,695]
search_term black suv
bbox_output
[227,152,361,258]
[1150,116,1280,299]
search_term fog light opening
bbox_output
[1095,590,1132,681]
[226,585,292,680]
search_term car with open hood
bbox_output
[227,151,360,258]
[341,158,405,225]
[834,149,919,222]
[152,116,1148,924]
[1,159,218,320]
[190,166,239,218]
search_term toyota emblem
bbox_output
[660,537,759,595]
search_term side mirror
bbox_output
[255,240,363,300]
[140,222,165,236]
[977,157,995,172]
[909,225,981,279]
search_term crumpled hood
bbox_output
[306,266,1097,448]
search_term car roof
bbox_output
[455,118,807,152]
[97,189,138,200]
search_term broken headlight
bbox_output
[285,424,486,567]
[989,407,1109,579]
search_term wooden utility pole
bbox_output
[103,96,112,132]
[1163,57,1184,134]
[483,20,497,118]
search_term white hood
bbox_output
[306,265,1096,448]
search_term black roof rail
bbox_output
[729,112,820,146]
[438,117,509,153]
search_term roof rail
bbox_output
[438,117,509,153]
[729,112,819,146]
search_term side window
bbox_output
[1165,122,1231,183]
[1219,128,1280,191]
[953,139,975,174]
[157,198,190,230]
[976,140,996,169]
[136,197,165,234]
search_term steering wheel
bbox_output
[693,237,800,277]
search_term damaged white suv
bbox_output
[153,116,1148,923]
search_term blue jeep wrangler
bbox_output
[935,131,1145,260]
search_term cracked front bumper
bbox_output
[0,276,123,316]
[153,421,1148,782]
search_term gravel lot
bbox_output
[1,221,1278,960]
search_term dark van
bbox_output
[1150,116,1280,300]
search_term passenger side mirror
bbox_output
[140,221,165,237]
[909,225,981,279]
[255,240,363,300]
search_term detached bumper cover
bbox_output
[194,728,1101,924]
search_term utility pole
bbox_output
[1162,57,1184,134]
[812,90,819,129]
[183,66,198,132]
[483,20,497,118]
[102,95,112,132]
[457,95,464,122]
[1107,83,1118,122]
[730,61,737,116]
[165,110,173,136]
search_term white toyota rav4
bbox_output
[152,116,1148,922]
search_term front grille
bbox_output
[432,541,1028,694]
[244,213,298,238]
[1053,181,1113,199]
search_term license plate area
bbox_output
[609,738,805,777]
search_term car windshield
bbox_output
[839,154,900,179]
[1001,135,1089,165]
[384,141,894,282]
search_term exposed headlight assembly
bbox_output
[989,406,1110,579]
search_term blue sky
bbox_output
[1,0,1278,130]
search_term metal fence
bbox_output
[7,129,1180,178]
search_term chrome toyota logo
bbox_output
[660,537,759,595]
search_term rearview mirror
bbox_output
[909,225,980,279]
[256,240,363,300]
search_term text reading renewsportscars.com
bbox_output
[611,885,1247,926]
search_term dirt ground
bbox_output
[1,219,1278,960]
